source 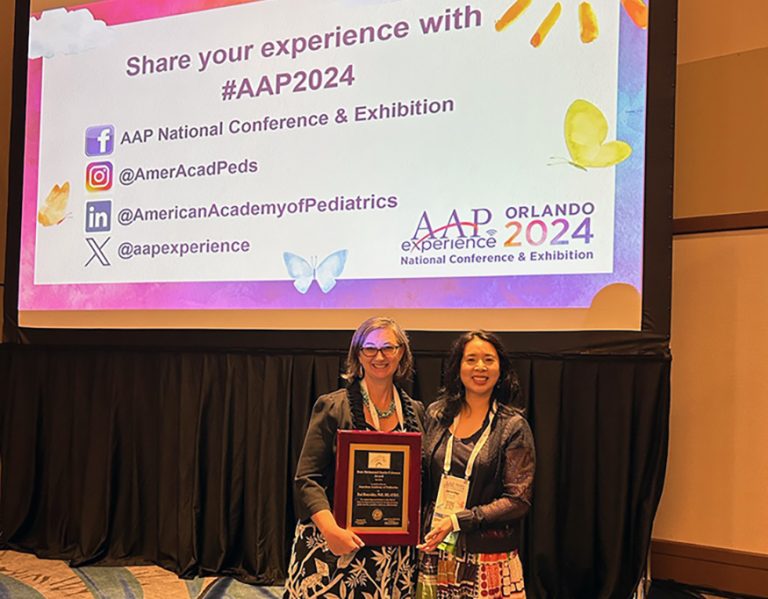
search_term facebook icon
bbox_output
[85,200,112,233]
[85,125,115,156]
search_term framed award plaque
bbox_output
[333,430,421,545]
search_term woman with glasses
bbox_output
[284,316,425,599]
[416,330,535,598]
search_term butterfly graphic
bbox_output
[551,99,632,171]
[283,249,348,294]
[37,181,71,226]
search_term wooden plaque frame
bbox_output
[333,430,421,546]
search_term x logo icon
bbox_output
[85,237,111,267]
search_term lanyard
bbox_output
[443,401,497,480]
[360,380,404,431]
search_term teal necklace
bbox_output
[361,386,397,419]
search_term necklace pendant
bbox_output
[361,387,396,419]
[374,399,396,419]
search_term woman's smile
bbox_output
[460,338,500,398]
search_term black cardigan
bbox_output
[422,399,535,555]
[293,380,425,522]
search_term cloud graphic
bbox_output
[29,8,114,59]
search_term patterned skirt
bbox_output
[283,521,417,599]
[416,549,526,599]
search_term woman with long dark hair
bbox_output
[284,316,425,599]
[417,330,535,598]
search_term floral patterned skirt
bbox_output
[283,521,417,599]
[416,549,526,599]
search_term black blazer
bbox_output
[422,399,535,554]
[293,380,425,522]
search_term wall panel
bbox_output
[655,230,768,554]
[674,47,768,219]
[677,0,768,65]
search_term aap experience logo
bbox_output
[401,209,495,253]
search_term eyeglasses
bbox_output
[360,345,401,358]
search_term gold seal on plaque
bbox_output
[372,509,384,521]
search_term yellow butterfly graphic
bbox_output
[37,181,71,226]
[561,99,632,170]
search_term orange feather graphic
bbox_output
[530,2,561,48]
[496,0,533,32]
[579,2,599,43]
[621,0,648,29]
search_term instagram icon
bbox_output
[86,161,113,192]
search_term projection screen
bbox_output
[15,0,655,330]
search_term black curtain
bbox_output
[0,343,669,598]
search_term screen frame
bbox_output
[3,0,676,354]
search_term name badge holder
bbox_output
[431,402,497,550]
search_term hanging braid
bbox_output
[347,380,368,430]
[399,391,419,433]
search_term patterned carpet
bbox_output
[0,551,283,598]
